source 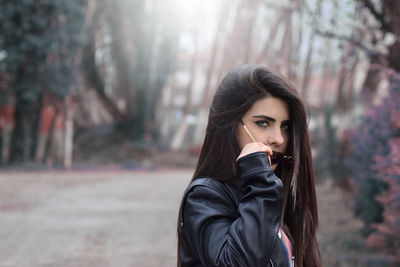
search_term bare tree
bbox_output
[170,28,199,150]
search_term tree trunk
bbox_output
[63,96,74,169]
[336,39,360,113]
[336,46,351,112]
[301,30,315,100]
[216,0,245,83]
[301,0,322,99]
[201,4,227,108]
[318,36,333,108]
[383,0,400,72]
[243,0,262,63]
[0,123,13,166]
[256,9,285,64]
[358,0,400,107]
[42,105,61,165]
[288,2,303,84]
[30,94,43,160]
[360,54,384,103]
[171,118,191,151]
[8,94,40,165]
[192,2,231,146]
[170,21,198,150]
[81,24,124,122]
[159,77,177,147]
[344,52,359,111]
[279,8,293,77]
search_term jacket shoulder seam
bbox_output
[179,178,234,231]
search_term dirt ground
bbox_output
[0,169,372,267]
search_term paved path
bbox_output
[0,169,192,267]
[0,169,368,267]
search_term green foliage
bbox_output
[0,0,88,164]
[0,0,182,163]
[0,0,88,101]
[313,105,344,183]
[366,78,400,264]
[344,72,400,238]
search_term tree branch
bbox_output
[315,29,386,58]
[359,0,391,32]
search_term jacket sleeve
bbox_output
[182,151,283,267]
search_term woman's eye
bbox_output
[255,121,269,128]
[281,123,291,131]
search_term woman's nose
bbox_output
[267,128,285,146]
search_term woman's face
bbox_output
[236,96,291,170]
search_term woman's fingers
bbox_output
[237,142,272,163]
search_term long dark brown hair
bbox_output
[185,64,321,267]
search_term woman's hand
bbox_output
[237,142,272,165]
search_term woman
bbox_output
[177,65,321,267]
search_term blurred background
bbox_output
[0,0,399,266]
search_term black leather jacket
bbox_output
[178,152,293,267]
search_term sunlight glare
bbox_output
[172,0,219,51]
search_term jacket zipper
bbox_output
[269,258,275,267]
[291,256,295,267]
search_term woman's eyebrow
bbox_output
[252,115,291,123]
[252,115,276,122]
